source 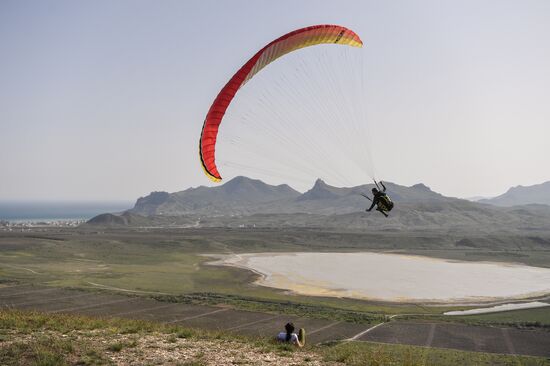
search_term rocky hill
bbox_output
[479,181,550,207]
[87,177,550,233]
[128,176,452,216]
[130,176,300,216]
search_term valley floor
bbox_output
[1,227,550,364]
[1,284,549,360]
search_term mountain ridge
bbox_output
[479,181,550,207]
[128,176,452,216]
[86,176,550,232]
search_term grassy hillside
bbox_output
[1,309,547,366]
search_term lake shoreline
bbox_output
[206,252,550,305]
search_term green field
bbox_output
[454,307,550,327]
[322,341,550,366]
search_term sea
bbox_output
[0,201,133,222]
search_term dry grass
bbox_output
[1,309,549,366]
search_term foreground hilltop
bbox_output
[4,308,541,366]
[88,176,550,233]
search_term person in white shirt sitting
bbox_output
[277,322,305,347]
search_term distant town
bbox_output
[0,219,85,231]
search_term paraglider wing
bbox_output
[199,24,363,182]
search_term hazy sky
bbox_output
[1,0,549,201]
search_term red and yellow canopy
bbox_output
[199,24,363,182]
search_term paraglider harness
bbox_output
[361,180,394,217]
[376,193,393,212]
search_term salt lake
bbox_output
[213,252,550,303]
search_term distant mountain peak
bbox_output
[411,183,432,191]
[222,176,263,192]
[298,178,341,201]
[135,191,170,205]
[480,180,550,207]
[128,176,301,216]
[220,176,300,197]
[508,181,550,193]
[313,178,328,187]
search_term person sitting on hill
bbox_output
[276,322,305,347]
[366,181,394,218]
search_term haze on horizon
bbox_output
[1,0,549,201]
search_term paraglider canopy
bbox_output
[199,24,363,182]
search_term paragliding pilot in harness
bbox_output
[362,180,394,218]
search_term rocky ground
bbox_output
[2,328,332,366]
